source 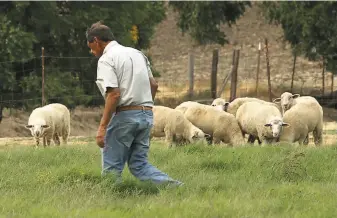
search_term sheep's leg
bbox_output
[164,127,174,148]
[43,137,47,148]
[35,138,40,148]
[53,133,61,146]
[303,134,309,145]
[313,123,323,146]
[247,134,256,144]
[46,138,52,146]
[62,127,69,145]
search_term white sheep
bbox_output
[278,99,323,146]
[273,92,322,144]
[236,101,289,145]
[176,102,245,146]
[211,98,227,107]
[25,103,71,147]
[150,105,210,148]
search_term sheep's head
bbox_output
[191,127,211,142]
[25,123,50,138]
[273,92,300,112]
[264,117,289,138]
[211,98,229,112]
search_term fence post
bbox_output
[264,38,272,102]
[255,42,261,97]
[290,53,297,93]
[211,49,219,99]
[188,52,194,100]
[217,50,235,98]
[331,73,334,97]
[41,47,45,106]
[230,49,240,101]
[322,57,325,95]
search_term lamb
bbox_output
[278,98,323,146]
[25,103,71,147]
[273,92,322,144]
[176,102,245,146]
[236,101,289,145]
[150,105,210,148]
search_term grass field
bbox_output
[1,140,337,218]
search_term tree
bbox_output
[260,2,337,74]
[0,2,166,109]
[169,1,251,45]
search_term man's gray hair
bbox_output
[86,21,115,42]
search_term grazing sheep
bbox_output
[278,99,323,146]
[236,101,289,145]
[150,105,210,148]
[25,103,71,147]
[273,92,322,144]
[177,102,245,146]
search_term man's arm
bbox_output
[99,87,121,129]
[149,77,158,101]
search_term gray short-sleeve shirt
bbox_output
[96,41,154,107]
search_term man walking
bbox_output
[86,21,183,186]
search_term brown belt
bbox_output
[116,105,152,112]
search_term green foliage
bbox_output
[260,2,337,74]
[19,70,93,109]
[0,2,166,108]
[169,1,251,45]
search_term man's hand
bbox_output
[96,87,120,148]
[96,125,107,148]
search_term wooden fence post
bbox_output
[331,73,334,97]
[322,57,325,95]
[290,53,297,93]
[188,52,194,100]
[255,42,261,97]
[230,49,240,101]
[41,47,45,106]
[211,49,219,99]
[264,38,272,102]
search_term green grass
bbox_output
[1,141,337,218]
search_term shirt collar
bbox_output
[103,40,118,54]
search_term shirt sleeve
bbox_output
[96,59,119,93]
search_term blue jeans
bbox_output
[101,109,183,186]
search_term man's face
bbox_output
[87,37,104,57]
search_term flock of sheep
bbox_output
[22,91,323,149]
[150,92,323,148]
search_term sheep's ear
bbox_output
[292,94,300,99]
[264,123,272,127]
[282,122,290,127]
[223,102,230,111]
[25,125,33,129]
[273,98,281,103]
[42,125,50,129]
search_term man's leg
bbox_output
[101,114,135,181]
[127,111,183,186]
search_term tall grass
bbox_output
[1,141,337,217]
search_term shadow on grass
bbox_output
[57,170,163,197]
